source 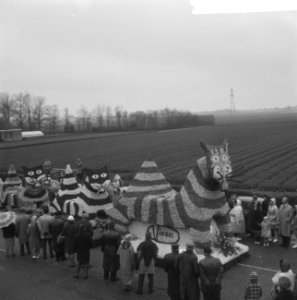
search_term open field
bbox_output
[1,116,297,199]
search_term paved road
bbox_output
[0,236,296,300]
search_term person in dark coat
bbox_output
[273,276,295,300]
[15,208,31,256]
[163,244,180,300]
[177,241,200,300]
[2,222,16,257]
[61,215,77,267]
[251,201,263,244]
[136,231,159,295]
[199,247,223,300]
[73,224,92,279]
[49,212,65,261]
[77,213,93,238]
[101,222,121,282]
[245,196,257,236]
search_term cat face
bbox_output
[23,165,47,193]
[84,166,110,193]
[200,139,232,190]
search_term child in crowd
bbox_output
[244,271,263,300]
[261,216,271,246]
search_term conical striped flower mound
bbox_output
[107,154,177,225]
[2,164,22,208]
[56,164,81,213]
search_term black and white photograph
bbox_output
[0,0,297,299]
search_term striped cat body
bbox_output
[1,164,22,209]
[17,164,60,210]
[106,140,232,248]
[71,166,114,217]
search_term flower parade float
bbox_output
[106,140,249,268]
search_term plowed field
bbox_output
[1,119,297,198]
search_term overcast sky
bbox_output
[1,0,296,114]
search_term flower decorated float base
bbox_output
[129,221,249,270]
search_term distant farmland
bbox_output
[1,118,297,198]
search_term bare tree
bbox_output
[45,104,60,133]
[77,106,92,132]
[105,105,113,129]
[33,96,46,130]
[94,104,106,129]
[0,93,16,129]
[114,106,123,130]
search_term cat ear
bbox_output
[222,139,228,153]
[22,166,29,173]
[102,165,109,173]
[200,140,211,155]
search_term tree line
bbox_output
[0,92,215,133]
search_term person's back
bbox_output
[49,216,64,239]
[164,244,180,300]
[177,241,200,300]
[37,213,54,238]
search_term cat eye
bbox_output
[212,156,219,162]
[101,173,107,178]
[28,171,34,176]
[92,174,99,179]
[36,169,43,175]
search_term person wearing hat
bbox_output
[176,240,200,300]
[279,196,293,248]
[117,233,135,291]
[244,271,262,300]
[267,198,279,243]
[61,215,77,267]
[272,259,295,292]
[273,276,295,300]
[101,222,122,282]
[136,231,159,295]
[199,246,223,300]
[163,244,180,300]
[73,223,92,279]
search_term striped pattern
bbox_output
[107,155,231,248]
[56,164,81,212]
[1,165,22,208]
[106,154,177,226]
[63,200,81,217]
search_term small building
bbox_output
[0,129,22,142]
[22,131,44,139]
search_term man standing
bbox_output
[177,241,200,300]
[199,247,223,300]
[163,244,180,300]
[49,211,65,261]
[15,208,31,256]
[136,232,158,295]
[37,206,54,259]
[279,196,293,248]
[101,222,121,282]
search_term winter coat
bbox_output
[163,251,180,300]
[267,203,279,229]
[101,230,121,271]
[2,223,16,239]
[37,214,54,239]
[251,208,263,232]
[230,204,245,234]
[74,230,92,264]
[49,217,64,241]
[137,239,158,274]
[177,250,200,300]
[15,214,30,243]
[279,204,293,237]
[199,255,223,292]
[61,221,77,254]
[117,241,135,285]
